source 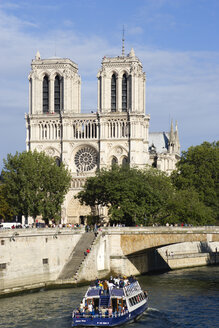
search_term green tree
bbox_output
[166,189,215,226]
[76,165,174,226]
[171,141,219,223]
[1,150,71,223]
[0,184,15,220]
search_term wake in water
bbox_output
[141,307,182,328]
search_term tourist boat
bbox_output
[72,278,148,327]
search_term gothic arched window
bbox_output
[43,75,49,113]
[55,157,61,167]
[111,156,118,166]
[122,73,127,112]
[122,157,129,166]
[54,75,61,113]
[111,74,116,112]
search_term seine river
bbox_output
[0,266,218,328]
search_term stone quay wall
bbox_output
[0,228,83,295]
[0,226,219,296]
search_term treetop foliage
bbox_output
[77,165,174,225]
[77,140,218,226]
[1,150,71,222]
[171,141,219,222]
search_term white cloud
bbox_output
[128,26,144,36]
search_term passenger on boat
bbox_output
[108,306,113,317]
[103,280,108,295]
[79,301,84,313]
[99,281,103,290]
[95,278,99,287]
[119,279,124,288]
[88,303,93,313]
[109,275,114,283]
[128,275,135,283]
[107,280,114,292]
[113,276,120,286]
[124,276,129,285]
[101,307,108,317]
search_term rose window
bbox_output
[74,147,97,172]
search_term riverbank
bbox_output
[0,226,219,297]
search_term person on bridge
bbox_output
[86,248,90,254]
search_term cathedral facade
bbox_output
[25,48,180,224]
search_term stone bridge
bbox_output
[79,226,219,280]
[103,226,219,276]
[105,226,219,255]
[0,226,219,295]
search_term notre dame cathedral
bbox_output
[25,47,180,224]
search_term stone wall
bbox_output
[104,226,219,276]
[0,229,82,293]
[1,226,219,296]
[157,241,219,270]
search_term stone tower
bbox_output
[96,48,150,169]
[26,49,180,224]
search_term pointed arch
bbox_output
[43,75,49,113]
[122,73,127,112]
[122,156,129,166]
[54,75,61,112]
[55,157,61,167]
[111,74,117,112]
[111,156,118,166]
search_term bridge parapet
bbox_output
[102,226,219,235]
[101,226,219,256]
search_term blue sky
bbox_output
[0,0,218,169]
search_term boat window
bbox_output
[112,298,117,312]
[117,298,123,312]
[93,298,99,309]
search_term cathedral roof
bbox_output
[149,132,169,154]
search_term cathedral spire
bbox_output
[35,50,41,60]
[174,121,180,154]
[129,48,135,57]
[168,119,175,153]
[122,25,125,56]
[170,119,174,142]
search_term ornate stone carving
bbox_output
[74,147,97,172]
[116,146,123,154]
[45,147,55,156]
[29,68,40,80]
[63,69,74,79]
[36,145,43,151]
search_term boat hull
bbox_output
[72,301,148,327]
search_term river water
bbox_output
[0,266,218,328]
